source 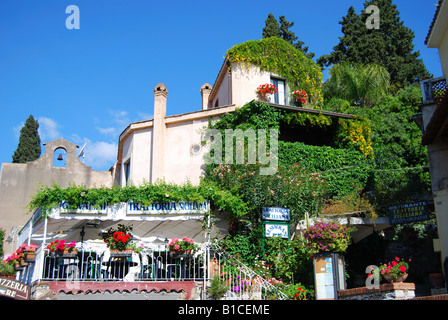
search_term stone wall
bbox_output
[0,138,113,255]
[338,283,416,300]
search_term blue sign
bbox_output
[388,201,429,225]
[262,207,290,221]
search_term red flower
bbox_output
[399,265,407,273]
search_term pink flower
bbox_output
[174,245,180,250]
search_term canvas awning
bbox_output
[296,213,391,243]
[18,201,229,247]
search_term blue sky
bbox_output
[0,0,443,171]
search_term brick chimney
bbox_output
[200,83,212,110]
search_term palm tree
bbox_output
[324,63,390,107]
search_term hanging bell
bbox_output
[57,154,63,161]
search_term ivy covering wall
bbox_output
[226,37,324,105]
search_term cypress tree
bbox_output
[262,14,315,59]
[12,115,41,163]
[262,13,281,38]
[318,0,430,87]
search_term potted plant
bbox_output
[292,89,308,107]
[168,237,197,254]
[256,83,277,101]
[0,260,15,278]
[17,243,38,263]
[303,221,354,254]
[209,275,228,300]
[46,239,77,256]
[99,224,134,257]
[374,257,411,283]
[5,252,23,271]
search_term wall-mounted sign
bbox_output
[388,201,429,225]
[0,277,30,300]
[127,201,210,215]
[60,201,108,215]
[262,207,290,221]
[264,222,289,238]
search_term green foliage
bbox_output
[279,141,372,198]
[209,163,328,228]
[280,283,313,300]
[350,85,430,214]
[226,37,323,105]
[221,233,261,264]
[263,237,315,285]
[0,260,15,276]
[318,0,430,87]
[209,275,228,299]
[12,114,41,164]
[323,63,390,107]
[27,180,250,220]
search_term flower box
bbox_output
[19,259,28,268]
[109,248,133,258]
[55,248,78,258]
[25,252,36,263]
[13,262,24,272]
[168,237,197,255]
[169,249,192,256]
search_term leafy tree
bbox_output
[323,63,390,107]
[318,0,430,87]
[262,14,315,59]
[12,115,41,163]
[329,85,430,215]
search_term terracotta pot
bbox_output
[429,273,445,288]
[56,248,78,257]
[13,262,24,271]
[19,259,28,268]
[170,249,191,255]
[0,274,15,279]
[383,273,408,283]
[25,252,36,263]
[109,248,133,257]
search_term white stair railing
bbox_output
[209,241,288,300]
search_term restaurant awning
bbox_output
[296,213,391,243]
[18,201,230,247]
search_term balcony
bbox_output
[14,242,287,300]
[420,76,447,104]
[10,202,288,300]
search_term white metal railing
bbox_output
[14,242,288,300]
[421,76,447,103]
[209,242,288,300]
[17,247,207,282]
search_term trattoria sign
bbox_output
[388,201,429,225]
[58,200,210,216]
[127,201,210,215]
[0,276,30,300]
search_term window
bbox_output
[270,78,286,105]
[123,159,131,186]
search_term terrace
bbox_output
[12,202,287,300]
